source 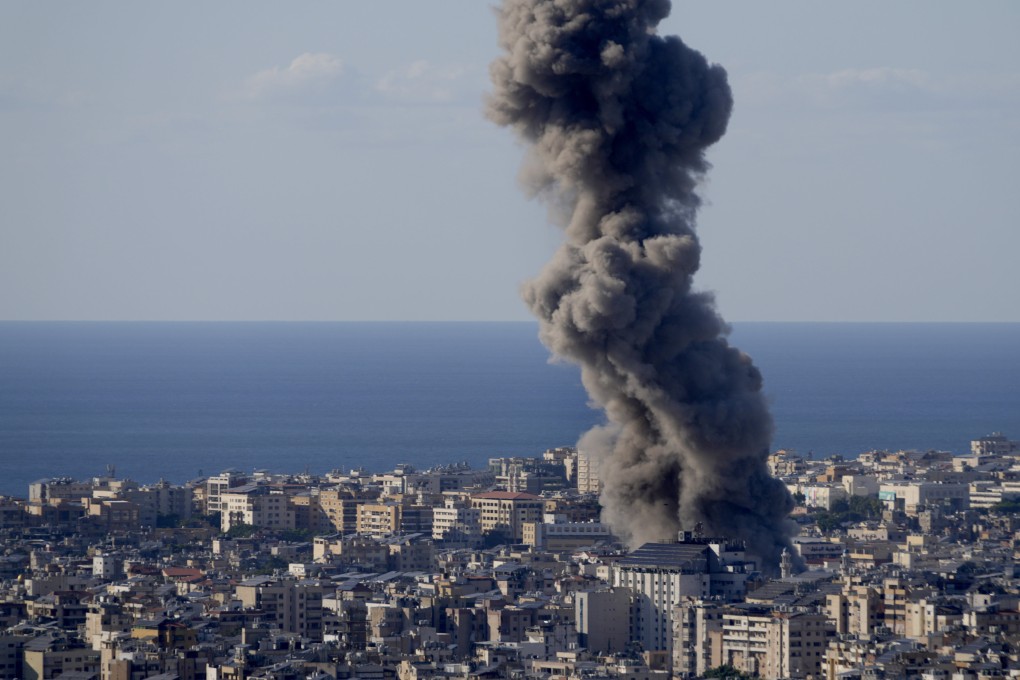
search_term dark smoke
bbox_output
[488,0,797,571]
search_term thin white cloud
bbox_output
[236,54,480,110]
[242,52,349,102]
[736,67,1020,112]
[374,60,475,104]
[822,67,930,90]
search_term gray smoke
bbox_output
[488,0,797,571]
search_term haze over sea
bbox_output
[1,321,1018,498]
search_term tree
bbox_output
[990,498,1020,514]
[226,523,258,538]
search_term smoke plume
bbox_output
[488,0,797,570]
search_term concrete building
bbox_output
[612,536,755,659]
[827,584,884,637]
[220,484,295,533]
[790,537,844,565]
[470,491,544,542]
[356,502,402,537]
[800,484,848,511]
[522,517,613,550]
[431,498,482,547]
[575,448,600,494]
[878,481,968,515]
[318,486,367,534]
[28,478,93,505]
[82,498,140,532]
[971,432,1018,456]
[717,605,833,680]
[673,599,722,678]
[23,635,100,680]
[235,577,330,641]
[289,491,329,534]
[575,588,631,654]
[204,471,249,516]
[92,554,120,580]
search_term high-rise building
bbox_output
[612,535,755,659]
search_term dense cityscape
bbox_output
[1,433,1019,679]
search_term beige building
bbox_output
[356,502,402,536]
[23,635,100,680]
[575,448,600,494]
[319,486,368,534]
[470,491,544,542]
[971,432,1018,456]
[673,599,723,677]
[220,484,295,532]
[718,606,833,679]
[290,492,330,534]
[235,576,330,641]
[882,577,911,635]
[83,498,140,532]
[28,478,92,505]
[313,534,388,571]
[827,584,884,636]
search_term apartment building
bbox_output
[220,484,294,532]
[470,491,544,542]
[235,577,330,641]
[432,498,482,547]
[204,471,249,515]
[319,486,368,534]
[612,538,754,659]
[717,606,833,679]
[356,502,402,536]
[575,448,601,494]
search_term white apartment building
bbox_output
[800,484,848,511]
[878,480,968,514]
[432,499,482,546]
[205,471,249,515]
[612,538,754,660]
[968,480,1020,509]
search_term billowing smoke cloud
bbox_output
[488,0,797,570]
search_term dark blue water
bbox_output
[1,321,1018,498]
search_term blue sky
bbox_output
[2,1,1017,321]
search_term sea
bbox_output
[1,321,1018,498]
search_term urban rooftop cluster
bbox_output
[1,433,1020,680]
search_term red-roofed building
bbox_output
[471,492,544,542]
